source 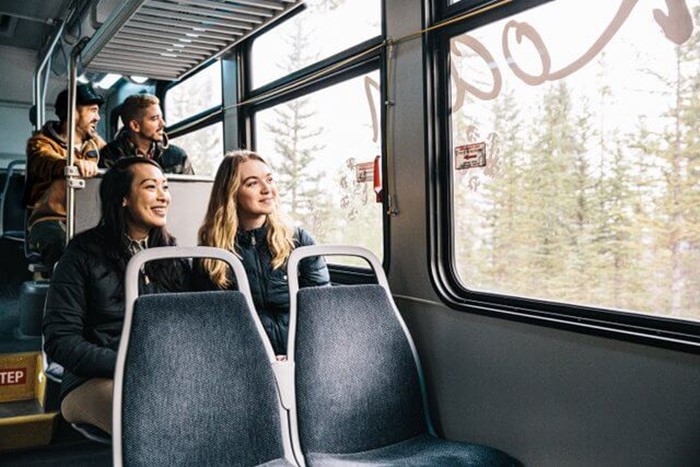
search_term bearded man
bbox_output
[100,93,193,175]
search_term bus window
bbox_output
[165,61,222,126]
[444,0,700,322]
[251,0,381,90]
[170,122,224,177]
[255,70,383,265]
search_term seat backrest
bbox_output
[1,160,26,240]
[287,245,432,457]
[74,174,213,246]
[114,247,295,467]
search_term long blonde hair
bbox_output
[198,150,295,288]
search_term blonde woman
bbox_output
[195,150,330,355]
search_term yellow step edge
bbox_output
[0,411,58,451]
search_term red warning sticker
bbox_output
[355,161,375,183]
[455,142,487,170]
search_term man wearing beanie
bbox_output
[24,83,106,269]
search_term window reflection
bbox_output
[165,61,222,126]
[449,0,700,321]
[255,71,383,265]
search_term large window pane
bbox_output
[251,0,381,89]
[165,61,222,125]
[255,71,383,264]
[449,1,700,321]
[170,122,224,177]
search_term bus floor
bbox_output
[0,416,112,466]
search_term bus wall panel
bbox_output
[384,0,436,302]
[396,298,700,467]
[384,1,700,465]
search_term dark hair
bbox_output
[100,156,184,289]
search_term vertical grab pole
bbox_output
[33,21,65,131]
[65,38,89,245]
[32,71,39,132]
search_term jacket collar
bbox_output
[42,121,67,148]
[115,127,170,159]
[236,223,268,247]
[41,121,103,158]
[122,233,149,257]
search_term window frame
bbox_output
[240,16,388,282]
[160,60,224,137]
[437,0,513,20]
[427,0,700,351]
[157,60,226,177]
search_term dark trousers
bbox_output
[28,220,66,270]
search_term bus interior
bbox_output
[0,0,699,465]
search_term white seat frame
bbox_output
[113,246,297,467]
[286,245,435,464]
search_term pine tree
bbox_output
[595,139,648,311]
[264,17,330,234]
[631,6,700,318]
[522,81,592,300]
[479,89,528,292]
[587,53,643,311]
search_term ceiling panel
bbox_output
[0,0,73,51]
[81,0,302,82]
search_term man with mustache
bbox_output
[100,93,194,175]
[24,83,105,270]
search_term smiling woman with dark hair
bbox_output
[43,157,190,434]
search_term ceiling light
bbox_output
[96,73,122,89]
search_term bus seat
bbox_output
[0,159,27,242]
[113,246,296,467]
[14,212,51,343]
[74,175,214,247]
[15,279,48,338]
[286,245,519,466]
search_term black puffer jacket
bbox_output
[238,225,329,312]
[194,225,330,353]
[99,129,194,175]
[43,226,190,400]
